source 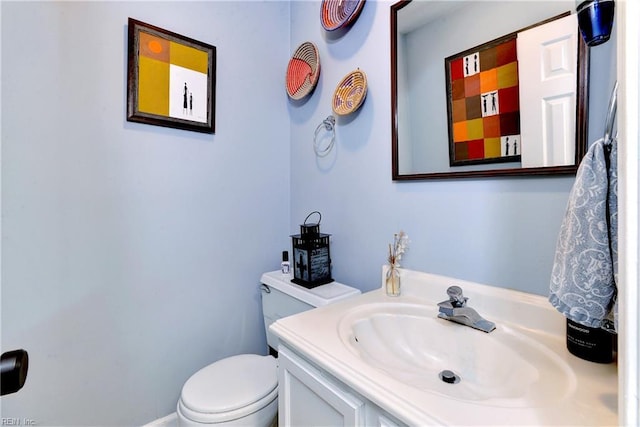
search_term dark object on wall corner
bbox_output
[1,349,29,396]
[566,318,616,363]
[576,0,615,47]
[291,211,333,288]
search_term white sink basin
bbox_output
[338,302,577,407]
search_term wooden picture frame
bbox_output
[127,18,216,134]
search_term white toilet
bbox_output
[176,270,360,426]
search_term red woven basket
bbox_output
[286,42,321,100]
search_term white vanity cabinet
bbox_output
[277,345,405,427]
[270,268,618,426]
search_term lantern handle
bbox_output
[304,211,322,226]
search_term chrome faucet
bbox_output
[437,286,496,333]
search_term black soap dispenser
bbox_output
[566,318,616,363]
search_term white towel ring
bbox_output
[313,115,336,157]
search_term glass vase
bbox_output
[386,266,401,297]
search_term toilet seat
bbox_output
[177,354,278,424]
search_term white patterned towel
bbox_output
[549,137,618,331]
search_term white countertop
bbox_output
[270,268,618,426]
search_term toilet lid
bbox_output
[180,354,277,415]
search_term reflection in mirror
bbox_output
[391,1,589,180]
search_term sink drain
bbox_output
[439,370,460,384]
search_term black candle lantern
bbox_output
[291,211,333,288]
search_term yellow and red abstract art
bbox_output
[127,19,215,133]
[446,36,521,166]
[137,31,209,123]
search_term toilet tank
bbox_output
[260,270,361,352]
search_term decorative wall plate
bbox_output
[332,69,367,116]
[286,42,321,100]
[321,0,366,32]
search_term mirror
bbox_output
[391,1,589,180]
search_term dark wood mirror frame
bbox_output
[391,0,590,180]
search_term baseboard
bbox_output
[141,412,177,427]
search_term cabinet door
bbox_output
[366,405,406,427]
[278,346,364,426]
[375,414,403,427]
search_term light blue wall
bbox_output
[1,1,290,425]
[290,1,616,295]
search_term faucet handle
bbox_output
[446,285,468,307]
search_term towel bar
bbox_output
[604,81,618,144]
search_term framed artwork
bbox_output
[445,33,521,166]
[127,18,216,134]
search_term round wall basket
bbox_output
[321,0,366,32]
[286,42,321,100]
[332,69,367,116]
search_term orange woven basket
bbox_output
[286,42,321,100]
[321,0,366,32]
[332,69,367,116]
